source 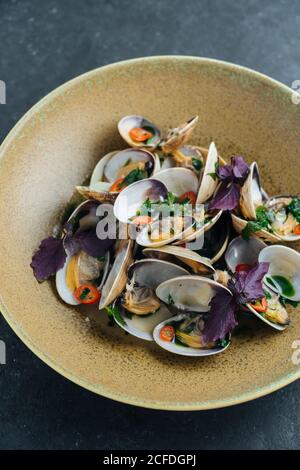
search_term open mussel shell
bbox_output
[160,116,199,154]
[259,245,300,302]
[231,213,281,243]
[225,236,266,273]
[113,259,189,341]
[153,314,230,357]
[196,142,219,204]
[142,245,215,275]
[154,276,232,356]
[240,162,267,220]
[56,251,110,306]
[265,196,300,242]
[113,178,168,224]
[153,167,199,196]
[136,215,196,248]
[99,239,134,309]
[195,212,230,264]
[118,115,161,149]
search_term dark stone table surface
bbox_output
[0,0,299,450]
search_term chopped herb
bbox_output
[120,168,147,188]
[105,305,127,326]
[167,191,178,206]
[191,157,203,172]
[217,337,230,348]
[207,162,219,181]
[242,206,273,240]
[97,256,105,261]
[79,287,91,300]
[288,197,300,222]
[168,294,175,305]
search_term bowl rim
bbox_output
[0,55,299,411]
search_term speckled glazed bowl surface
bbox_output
[0,56,299,410]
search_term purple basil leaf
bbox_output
[208,182,240,211]
[203,290,237,343]
[217,164,233,180]
[232,156,249,180]
[30,237,67,282]
[229,261,270,304]
[73,227,114,257]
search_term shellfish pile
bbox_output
[31,115,300,357]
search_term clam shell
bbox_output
[156,275,232,312]
[102,148,159,183]
[143,246,215,275]
[127,258,189,289]
[136,215,195,248]
[240,162,266,220]
[76,185,118,203]
[195,212,230,264]
[56,251,110,306]
[258,245,300,302]
[153,314,230,357]
[99,239,133,309]
[114,304,172,342]
[90,151,119,187]
[56,253,80,306]
[196,142,219,204]
[231,213,281,243]
[113,178,168,224]
[173,208,222,245]
[266,196,300,242]
[160,116,199,154]
[225,235,266,273]
[245,298,288,331]
[113,259,189,341]
[153,167,198,196]
[118,115,161,149]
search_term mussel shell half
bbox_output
[153,314,230,357]
[118,115,161,149]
